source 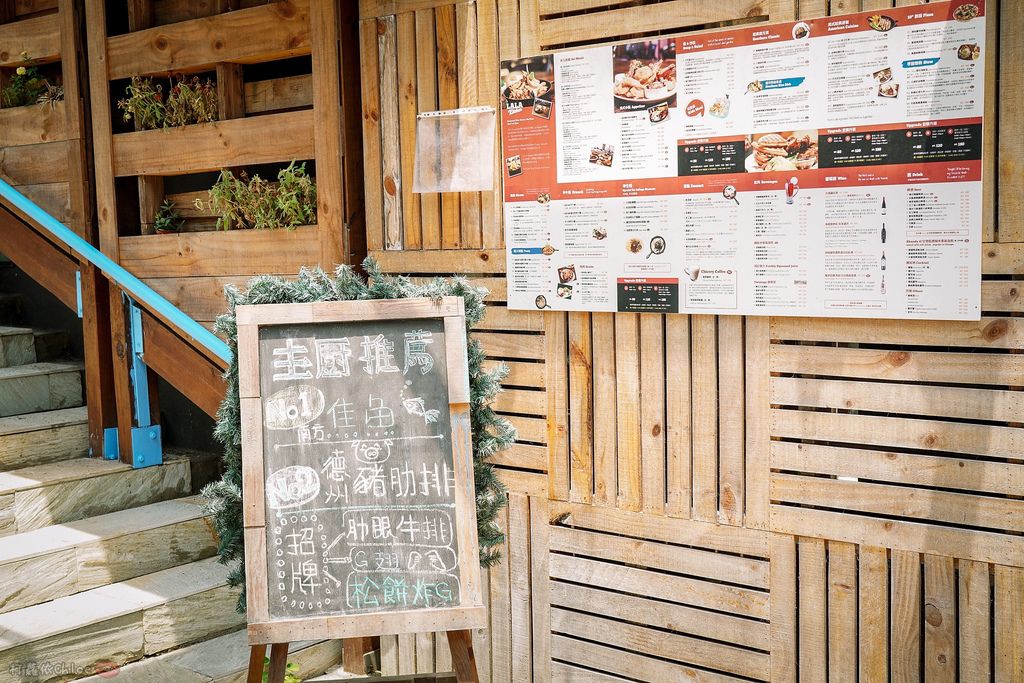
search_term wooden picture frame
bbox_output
[237,296,486,645]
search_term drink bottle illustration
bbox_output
[881,197,887,215]
[880,252,887,271]
[881,224,886,244]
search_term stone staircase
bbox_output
[0,287,349,681]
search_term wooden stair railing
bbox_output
[0,178,229,466]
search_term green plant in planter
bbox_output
[1,53,55,108]
[153,200,184,234]
[118,74,218,129]
[261,658,300,683]
[117,76,165,130]
[196,161,317,231]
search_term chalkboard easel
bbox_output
[236,298,486,682]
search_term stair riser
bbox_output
[0,298,21,326]
[33,330,68,363]
[0,369,83,418]
[0,421,89,470]
[0,587,243,682]
[0,517,218,614]
[0,461,191,537]
[0,332,35,368]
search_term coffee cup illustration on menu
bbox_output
[785,177,799,204]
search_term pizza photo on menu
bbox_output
[746,131,819,172]
[612,39,677,113]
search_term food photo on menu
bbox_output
[501,55,553,109]
[612,39,677,113]
[746,130,819,172]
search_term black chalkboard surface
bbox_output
[237,298,486,645]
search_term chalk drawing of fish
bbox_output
[402,397,441,424]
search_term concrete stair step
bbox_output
[0,326,36,368]
[32,329,69,363]
[77,629,346,683]
[0,556,245,681]
[0,406,89,471]
[0,361,83,417]
[0,495,216,614]
[0,456,191,537]
[0,294,22,325]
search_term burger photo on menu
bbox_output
[746,130,818,172]
[612,39,677,113]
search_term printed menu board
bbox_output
[238,298,486,643]
[500,1,986,319]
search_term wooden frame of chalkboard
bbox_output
[237,297,487,645]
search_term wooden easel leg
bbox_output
[246,644,267,683]
[446,629,479,683]
[266,643,290,683]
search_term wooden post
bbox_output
[447,629,480,683]
[79,264,117,457]
[246,643,267,683]
[342,636,375,674]
[266,643,289,683]
[107,287,135,464]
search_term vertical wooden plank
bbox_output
[591,312,616,505]
[924,554,957,682]
[568,312,592,504]
[137,176,164,235]
[107,288,134,463]
[415,632,434,674]
[310,0,347,265]
[415,9,441,249]
[859,546,889,683]
[339,0,365,258]
[378,15,403,251]
[798,0,830,18]
[58,0,91,238]
[771,533,798,683]
[436,629,454,672]
[360,18,384,251]
[615,313,641,511]
[891,549,922,683]
[828,542,857,683]
[436,3,461,249]
[508,493,532,681]
[529,496,550,683]
[717,315,744,525]
[127,0,155,30]
[995,564,1024,682]
[84,0,119,257]
[999,0,1021,241]
[519,0,539,54]
[396,11,421,251]
[497,0,519,60]
[744,316,769,528]
[982,0,998,242]
[475,568,492,682]
[958,559,991,681]
[457,1,483,250]
[691,315,718,521]
[639,313,665,515]
[380,635,399,675]
[397,632,416,674]
[477,0,502,248]
[665,314,691,517]
[490,505,511,683]
[216,62,245,120]
[546,312,569,501]
[799,537,827,683]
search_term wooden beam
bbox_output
[0,12,60,66]
[140,308,225,417]
[0,204,77,309]
[106,0,312,79]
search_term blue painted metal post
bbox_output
[127,299,162,468]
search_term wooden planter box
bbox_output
[86,0,365,293]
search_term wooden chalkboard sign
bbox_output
[237,298,486,651]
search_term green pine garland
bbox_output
[201,259,513,612]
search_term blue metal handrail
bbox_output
[0,177,232,365]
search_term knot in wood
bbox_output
[886,350,910,367]
[983,318,1008,341]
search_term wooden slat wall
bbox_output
[361,0,1024,680]
[0,1,90,238]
